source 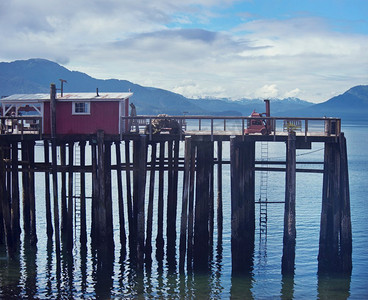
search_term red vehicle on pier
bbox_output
[244,99,271,135]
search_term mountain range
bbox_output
[0,58,367,121]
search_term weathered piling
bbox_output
[0,144,15,255]
[21,141,30,237]
[132,135,147,266]
[187,139,196,270]
[282,132,296,275]
[124,140,133,244]
[94,130,114,250]
[79,141,87,245]
[50,83,60,257]
[115,141,126,249]
[193,140,214,271]
[156,141,165,260]
[43,140,53,239]
[179,137,192,271]
[60,143,67,234]
[338,133,352,273]
[145,142,157,264]
[166,140,174,249]
[216,140,223,243]
[104,140,114,249]
[318,133,352,274]
[91,140,98,244]
[67,142,74,250]
[319,140,339,272]
[11,141,21,241]
[28,141,37,245]
[230,137,255,274]
[167,139,180,267]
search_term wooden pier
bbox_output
[0,113,352,275]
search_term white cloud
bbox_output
[284,88,301,98]
[255,84,280,98]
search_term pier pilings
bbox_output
[0,131,352,275]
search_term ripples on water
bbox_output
[0,123,367,299]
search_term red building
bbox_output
[1,92,132,135]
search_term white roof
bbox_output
[1,92,133,103]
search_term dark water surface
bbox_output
[0,122,367,299]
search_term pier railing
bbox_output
[0,116,42,138]
[122,115,341,140]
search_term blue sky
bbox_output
[169,1,367,32]
[0,0,367,102]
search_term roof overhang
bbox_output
[1,92,133,104]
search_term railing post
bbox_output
[211,119,214,141]
[305,119,308,142]
[148,117,152,141]
[242,118,245,141]
[21,118,24,140]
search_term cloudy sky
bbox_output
[1,0,367,102]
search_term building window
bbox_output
[73,102,90,115]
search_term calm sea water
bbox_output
[0,122,367,299]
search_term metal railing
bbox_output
[121,115,341,141]
[0,116,43,139]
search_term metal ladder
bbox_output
[259,141,269,235]
[73,143,81,240]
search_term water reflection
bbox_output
[230,273,254,299]
[281,274,295,300]
[23,242,37,298]
[92,243,115,298]
[0,245,22,298]
[317,272,351,300]
[0,230,354,299]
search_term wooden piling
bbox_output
[179,136,192,271]
[11,141,21,241]
[91,141,98,244]
[21,141,30,237]
[79,141,87,245]
[96,130,107,245]
[145,142,157,263]
[115,141,126,249]
[318,141,339,273]
[28,141,37,245]
[282,132,297,275]
[187,141,196,270]
[67,142,74,250]
[60,143,67,234]
[193,140,213,271]
[209,141,214,252]
[318,133,352,274]
[104,141,114,248]
[44,140,53,239]
[0,145,15,256]
[156,141,165,259]
[124,140,133,243]
[230,137,255,274]
[217,141,223,242]
[167,139,179,258]
[50,83,60,257]
[166,140,174,247]
[133,135,147,266]
[339,133,352,273]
